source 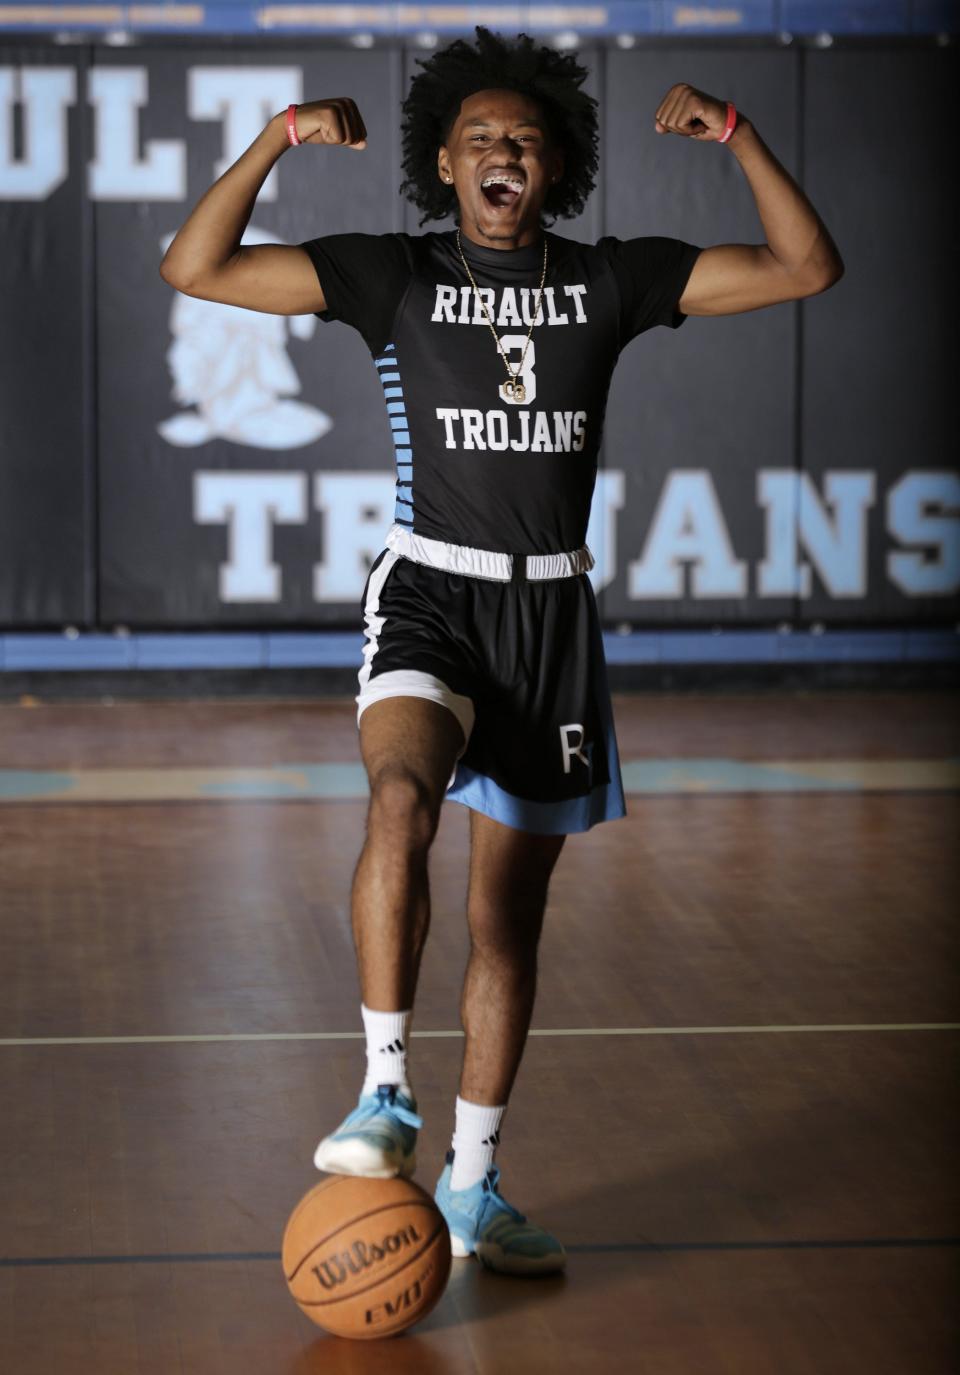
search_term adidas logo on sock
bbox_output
[481,1130,501,1147]
[380,1039,405,1054]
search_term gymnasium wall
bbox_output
[0,38,956,629]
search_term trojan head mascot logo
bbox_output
[158,224,332,450]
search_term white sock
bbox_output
[360,1004,412,1098]
[449,1097,506,1191]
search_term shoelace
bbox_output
[371,1084,423,1129]
[480,1166,526,1224]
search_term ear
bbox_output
[437,148,452,184]
[551,148,565,184]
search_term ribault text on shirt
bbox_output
[431,283,588,328]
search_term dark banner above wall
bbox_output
[1,1,957,39]
[0,42,957,627]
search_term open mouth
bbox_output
[480,175,524,209]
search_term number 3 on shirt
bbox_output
[498,336,537,406]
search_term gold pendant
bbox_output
[501,377,526,404]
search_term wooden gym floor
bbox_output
[1,690,957,1374]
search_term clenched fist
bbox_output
[654,84,734,141]
[286,98,367,149]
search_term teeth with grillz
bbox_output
[481,176,523,191]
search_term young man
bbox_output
[160,28,842,1276]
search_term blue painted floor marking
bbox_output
[0,759,957,803]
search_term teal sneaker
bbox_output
[434,1152,566,1275]
[314,1084,422,1179]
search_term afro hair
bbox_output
[400,27,599,226]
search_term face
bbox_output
[437,89,563,249]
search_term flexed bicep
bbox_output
[159,98,369,313]
[678,243,818,317]
[172,242,330,317]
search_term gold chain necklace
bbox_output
[456,227,547,405]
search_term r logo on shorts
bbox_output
[559,723,589,775]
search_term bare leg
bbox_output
[459,811,565,1105]
[314,697,463,1179]
[353,696,463,1010]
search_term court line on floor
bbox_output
[1,1024,957,1048]
[2,1238,958,1268]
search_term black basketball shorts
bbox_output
[354,526,626,835]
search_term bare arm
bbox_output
[651,84,843,317]
[158,98,367,315]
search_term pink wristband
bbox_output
[717,101,737,145]
[285,103,301,147]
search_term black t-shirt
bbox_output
[299,229,701,555]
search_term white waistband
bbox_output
[384,524,594,582]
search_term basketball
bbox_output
[282,1175,452,1339]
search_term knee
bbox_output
[468,904,543,971]
[368,766,440,855]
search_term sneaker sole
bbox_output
[446,1235,567,1273]
[476,1241,567,1276]
[314,1137,416,1180]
